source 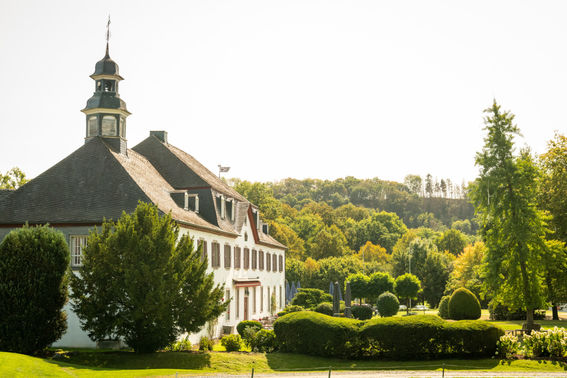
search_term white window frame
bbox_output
[70,235,88,268]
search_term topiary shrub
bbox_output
[351,304,373,320]
[199,336,214,351]
[221,334,243,352]
[376,292,399,317]
[291,288,333,309]
[278,305,305,317]
[273,311,361,358]
[438,295,450,319]
[236,320,262,337]
[448,288,481,320]
[315,302,334,316]
[0,225,69,355]
[250,329,278,352]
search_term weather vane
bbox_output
[106,15,111,44]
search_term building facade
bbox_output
[0,43,286,347]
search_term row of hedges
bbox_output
[274,312,504,359]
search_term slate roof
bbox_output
[0,135,286,249]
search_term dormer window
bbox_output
[101,115,117,136]
[87,116,98,136]
[220,195,226,219]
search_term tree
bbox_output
[436,229,468,255]
[346,273,369,303]
[367,272,395,301]
[420,250,453,308]
[354,211,408,252]
[445,242,486,303]
[70,202,227,352]
[269,221,305,260]
[285,257,306,284]
[0,225,69,354]
[0,167,28,189]
[356,241,390,264]
[394,273,421,315]
[404,174,423,196]
[542,240,567,320]
[309,224,350,259]
[469,101,548,329]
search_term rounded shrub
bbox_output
[250,329,278,352]
[438,295,450,319]
[221,334,243,352]
[351,304,373,320]
[0,225,69,355]
[236,320,262,337]
[448,288,481,320]
[278,304,304,317]
[291,288,333,309]
[315,302,334,316]
[376,292,399,317]
[199,336,214,351]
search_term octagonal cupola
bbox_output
[82,37,131,154]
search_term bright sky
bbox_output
[1,1,566,185]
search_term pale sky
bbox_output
[1,1,566,185]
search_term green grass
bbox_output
[485,319,567,331]
[1,350,567,377]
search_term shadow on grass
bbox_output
[45,350,212,371]
[265,352,502,372]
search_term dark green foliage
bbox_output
[0,225,69,355]
[345,273,369,300]
[250,329,278,352]
[220,334,242,352]
[436,229,468,255]
[290,288,332,309]
[351,304,373,320]
[448,288,481,320]
[367,272,395,301]
[438,295,450,319]
[274,312,504,359]
[489,303,546,321]
[70,202,228,353]
[277,305,305,317]
[236,320,262,338]
[199,336,214,351]
[273,311,361,358]
[315,302,334,316]
[376,292,399,317]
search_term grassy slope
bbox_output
[1,351,566,377]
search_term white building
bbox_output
[0,42,286,348]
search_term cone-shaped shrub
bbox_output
[448,288,481,320]
[438,295,450,319]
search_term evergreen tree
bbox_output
[70,202,227,352]
[469,101,548,329]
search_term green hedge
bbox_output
[274,311,361,358]
[274,312,504,359]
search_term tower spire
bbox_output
[105,15,111,57]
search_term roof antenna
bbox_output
[105,15,111,57]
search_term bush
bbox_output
[250,329,278,353]
[448,288,481,320]
[274,312,504,360]
[277,305,304,317]
[199,336,214,351]
[164,336,191,352]
[236,320,262,338]
[438,295,450,319]
[291,288,333,309]
[220,334,242,352]
[376,292,399,317]
[0,225,69,354]
[496,334,520,359]
[315,302,334,316]
[351,304,373,320]
[274,311,361,358]
[523,327,567,358]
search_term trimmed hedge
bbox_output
[351,304,373,320]
[236,320,262,337]
[274,312,504,359]
[376,292,399,317]
[315,302,334,316]
[274,311,361,358]
[448,288,481,320]
[438,295,450,319]
[291,288,333,309]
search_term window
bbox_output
[273,254,277,272]
[252,249,257,270]
[211,242,220,268]
[234,247,241,269]
[236,288,240,319]
[260,286,263,312]
[259,250,264,270]
[244,232,248,242]
[266,252,271,272]
[279,255,283,272]
[221,196,226,219]
[243,248,250,269]
[199,239,208,263]
[87,116,98,136]
[70,235,87,268]
[119,117,125,138]
[101,115,117,136]
[224,245,231,268]
[226,289,231,320]
[103,80,114,92]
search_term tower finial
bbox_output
[105,15,111,57]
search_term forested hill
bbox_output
[231,176,474,232]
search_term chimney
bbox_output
[150,130,168,144]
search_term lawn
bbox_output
[1,350,567,377]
